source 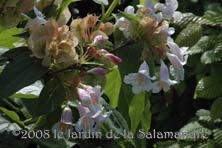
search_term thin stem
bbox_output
[101,4,105,16]
[101,0,119,22]
[111,40,135,54]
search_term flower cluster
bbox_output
[25,8,120,70]
[0,0,34,27]
[76,84,110,132]
[118,0,188,94]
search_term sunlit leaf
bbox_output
[104,66,121,108]
[93,0,108,5]
[10,81,43,99]
[129,92,145,134]
[0,28,24,48]
[0,47,48,99]
[0,107,24,127]
[194,76,222,99]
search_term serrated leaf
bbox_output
[175,24,202,47]
[37,79,66,115]
[197,140,215,148]
[104,66,121,108]
[0,48,48,99]
[189,36,210,55]
[211,98,222,120]
[0,28,24,48]
[201,44,222,64]
[201,51,221,64]
[179,121,211,141]
[129,92,145,134]
[213,128,222,147]
[196,109,212,122]
[194,76,222,99]
[173,13,214,27]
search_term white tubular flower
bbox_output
[154,0,178,20]
[166,52,185,81]
[124,61,155,94]
[152,60,177,93]
[76,84,110,133]
[167,37,188,63]
[144,0,156,13]
[115,6,135,37]
[77,88,91,107]
[75,103,95,132]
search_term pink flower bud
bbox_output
[106,53,122,65]
[60,106,73,125]
[98,49,122,65]
[92,35,106,45]
[87,67,108,76]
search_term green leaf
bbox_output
[37,79,66,115]
[189,36,210,55]
[104,66,121,108]
[194,76,222,99]
[141,93,151,132]
[0,48,48,99]
[93,0,108,5]
[211,98,222,120]
[213,128,222,147]
[139,0,145,5]
[201,44,222,64]
[129,92,145,134]
[34,137,70,148]
[175,24,202,47]
[0,28,24,48]
[173,13,212,27]
[56,0,80,20]
[196,109,212,123]
[101,98,135,147]
[10,81,43,99]
[179,121,211,141]
[0,107,24,127]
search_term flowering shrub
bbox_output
[1,0,222,147]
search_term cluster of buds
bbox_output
[75,84,111,133]
[25,8,121,70]
[70,15,113,44]
[116,0,188,94]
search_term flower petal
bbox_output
[166,52,184,81]
[152,81,161,93]
[138,61,150,77]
